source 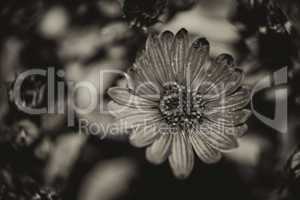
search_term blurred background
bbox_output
[0,0,300,200]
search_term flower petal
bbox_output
[112,109,161,131]
[205,109,251,127]
[199,120,248,138]
[171,28,190,81]
[128,64,161,97]
[202,68,244,100]
[215,53,235,67]
[108,87,159,108]
[222,69,245,95]
[108,101,135,118]
[129,123,160,147]
[189,128,222,164]
[159,31,175,81]
[198,120,239,151]
[129,54,164,94]
[145,33,176,83]
[108,101,159,119]
[225,124,248,137]
[185,37,210,87]
[197,54,234,95]
[205,87,251,112]
[168,130,194,179]
[146,134,172,164]
[191,57,212,91]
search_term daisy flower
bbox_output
[108,29,251,179]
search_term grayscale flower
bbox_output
[108,28,251,179]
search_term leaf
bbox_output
[44,134,87,184]
[78,158,137,200]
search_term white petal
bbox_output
[202,68,244,100]
[168,130,194,179]
[223,68,245,96]
[171,28,190,81]
[146,134,172,164]
[145,34,173,83]
[108,87,158,108]
[198,120,239,151]
[112,109,161,131]
[159,31,176,81]
[205,109,251,127]
[107,101,135,118]
[127,63,162,99]
[205,87,251,112]
[129,123,160,147]
[135,52,165,89]
[189,128,222,164]
[186,37,209,85]
[197,120,248,138]
[225,124,248,137]
[191,57,212,91]
[197,54,234,95]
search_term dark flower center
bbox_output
[159,82,205,129]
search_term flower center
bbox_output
[159,82,205,129]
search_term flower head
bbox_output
[108,29,251,179]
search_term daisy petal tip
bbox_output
[192,37,209,49]
[244,109,252,120]
[173,170,192,180]
[237,125,248,137]
[201,154,222,164]
[216,53,234,66]
[242,87,252,102]
[107,87,125,101]
[175,28,188,39]
[145,148,164,165]
[169,163,192,179]
[231,136,239,147]
[235,68,245,85]
[226,139,239,151]
[160,30,174,40]
[107,87,115,98]
[225,140,239,152]
[217,144,239,154]
[146,33,159,48]
[177,28,188,34]
[129,136,144,148]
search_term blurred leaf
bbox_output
[122,0,167,29]
[277,0,300,32]
[78,158,137,200]
[45,134,87,184]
